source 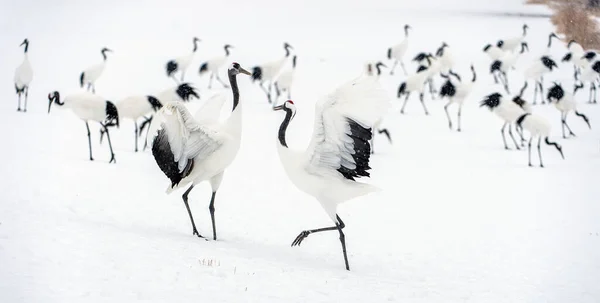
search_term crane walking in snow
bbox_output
[251,42,294,104]
[166,37,201,83]
[199,44,234,89]
[387,24,411,75]
[80,47,112,94]
[14,39,33,112]
[47,91,120,163]
[150,63,251,240]
[272,75,390,271]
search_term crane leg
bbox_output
[528,137,533,167]
[537,136,544,168]
[502,72,510,94]
[100,123,116,164]
[539,77,545,104]
[561,113,567,138]
[419,92,429,115]
[24,87,29,112]
[182,184,204,238]
[400,93,410,114]
[85,121,94,161]
[134,121,139,152]
[501,122,510,150]
[444,101,452,130]
[401,61,407,76]
[378,129,392,143]
[532,80,539,105]
[208,73,214,89]
[493,72,499,84]
[563,114,577,137]
[508,124,520,150]
[457,104,462,132]
[209,191,217,240]
[17,92,22,112]
[389,60,398,75]
[291,214,349,271]
[138,116,153,151]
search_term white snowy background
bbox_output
[1,0,599,302]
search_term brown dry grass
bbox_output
[526,0,600,49]
[551,3,600,49]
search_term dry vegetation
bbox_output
[526,0,600,49]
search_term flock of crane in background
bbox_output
[11,22,599,270]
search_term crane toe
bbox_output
[291,231,311,247]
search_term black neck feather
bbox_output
[24,42,29,53]
[278,108,293,148]
[229,72,240,111]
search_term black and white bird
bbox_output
[80,47,112,94]
[166,37,201,83]
[524,56,558,105]
[199,44,234,89]
[272,75,390,271]
[387,24,411,75]
[439,65,477,132]
[111,83,199,152]
[524,32,560,104]
[497,24,528,52]
[561,40,586,81]
[578,60,600,104]
[363,61,392,152]
[515,113,564,167]
[398,56,433,115]
[546,82,591,138]
[251,42,294,104]
[150,63,251,240]
[480,92,531,150]
[47,91,119,163]
[273,55,298,104]
[435,42,455,74]
[14,38,33,112]
[490,42,529,93]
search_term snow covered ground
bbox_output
[1,0,600,302]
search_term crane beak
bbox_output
[47,96,53,114]
[239,67,251,76]
[273,105,284,111]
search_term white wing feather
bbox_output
[194,93,227,125]
[304,76,391,177]
[152,102,223,172]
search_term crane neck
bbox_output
[229,72,240,111]
[278,108,294,148]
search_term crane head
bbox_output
[228,62,251,76]
[47,91,64,114]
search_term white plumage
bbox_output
[497,24,528,53]
[116,83,199,152]
[515,112,565,167]
[387,24,411,75]
[80,47,112,94]
[398,59,432,115]
[546,83,591,138]
[47,91,119,163]
[440,65,477,131]
[491,42,528,93]
[166,37,200,82]
[199,44,233,89]
[480,92,530,150]
[150,63,251,240]
[273,75,390,271]
[14,39,33,112]
[251,42,294,104]
[273,55,298,104]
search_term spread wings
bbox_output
[304,76,391,180]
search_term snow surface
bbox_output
[1,0,600,302]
